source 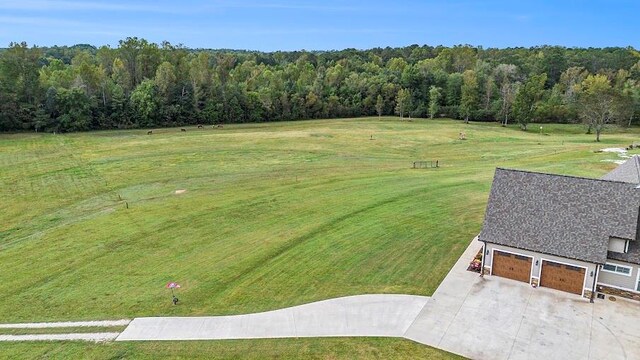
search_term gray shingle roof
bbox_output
[608,241,640,265]
[479,168,640,264]
[601,155,640,184]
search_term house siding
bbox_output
[484,243,598,293]
[597,260,639,291]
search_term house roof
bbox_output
[479,168,640,264]
[601,155,640,184]
[608,240,640,265]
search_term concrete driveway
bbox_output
[111,236,640,360]
[117,294,429,341]
[405,239,640,360]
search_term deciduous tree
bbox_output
[130,79,158,127]
[395,88,410,119]
[574,74,621,141]
[428,86,442,119]
[494,64,519,126]
[460,70,478,123]
[375,94,384,118]
[513,73,547,130]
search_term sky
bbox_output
[0,0,638,51]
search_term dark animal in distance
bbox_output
[147,130,152,135]
[197,124,203,129]
[181,128,186,132]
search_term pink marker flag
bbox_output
[166,282,181,289]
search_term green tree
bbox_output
[445,73,463,106]
[375,94,384,118]
[428,86,442,119]
[574,74,621,141]
[117,37,161,88]
[154,61,177,103]
[40,58,74,90]
[109,84,129,128]
[460,70,478,123]
[71,51,103,97]
[513,73,547,130]
[190,52,213,113]
[494,64,519,126]
[395,88,410,119]
[5,39,640,133]
[621,80,640,126]
[55,88,92,131]
[481,75,496,112]
[130,79,158,127]
[0,42,43,130]
[434,46,477,73]
[112,58,131,93]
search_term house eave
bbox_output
[482,239,605,265]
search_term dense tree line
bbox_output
[1,38,639,138]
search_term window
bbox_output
[637,275,640,292]
[602,263,632,276]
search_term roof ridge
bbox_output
[495,167,637,185]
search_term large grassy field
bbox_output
[0,117,637,358]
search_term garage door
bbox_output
[540,260,585,295]
[492,250,532,283]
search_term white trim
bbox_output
[538,258,588,297]
[636,269,640,292]
[594,264,602,295]
[490,248,534,285]
[601,262,633,277]
[597,281,640,294]
[624,240,630,253]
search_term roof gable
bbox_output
[601,155,640,184]
[479,168,640,264]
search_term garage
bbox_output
[492,250,532,283]
[539,260,586,295]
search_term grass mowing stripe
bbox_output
[0,117,636,358]
[0,326,127,335]
[0,338,463,359]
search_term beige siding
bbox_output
[597,260,639,292]
[484,243,598,293]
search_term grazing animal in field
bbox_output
[459,132,466,140]
[147,130,153,135]
[197,124,203,129]
[181,128,187,132]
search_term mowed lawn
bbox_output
[0,117,636,358]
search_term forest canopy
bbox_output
[1,38,639,134]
